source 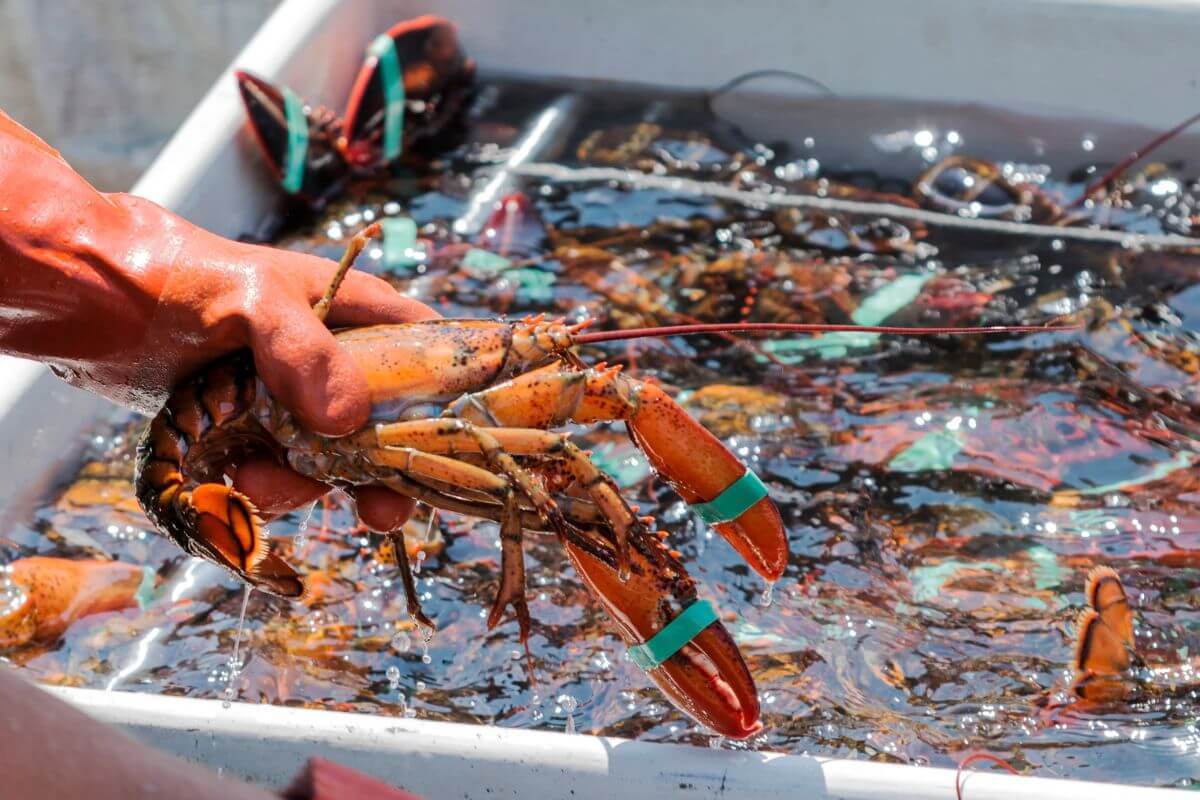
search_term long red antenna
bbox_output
[573,320,1078,345]
[1069,109,1200,209]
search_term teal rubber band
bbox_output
[382,217,420,270]
[281,87,308,194]
[627,600,718,670]
[134,565,157,611]
[692,469,769,525]
[368,34,405,162]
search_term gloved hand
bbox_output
[0,109,428,528]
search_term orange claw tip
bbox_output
[650,624,764,739]
[249,551,307,600]
[711,497,788,582]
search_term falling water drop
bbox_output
[418,621,434,664]
[223,585,253,708]
[759,581,775,608]
[386,665,401,688]
[559,694,579,734]
[392,631,411,653]
[293,501,317,548]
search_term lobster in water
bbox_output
[235,15,475,207]
[134,223,1067,738]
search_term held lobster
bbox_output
[134,223,1068,738]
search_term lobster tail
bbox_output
[1085,565,1135,649]
[234,70,350,204]
[133,365,306,600]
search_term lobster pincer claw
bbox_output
[620,381,788,581]
[559,526,762,739]
[234,70,350,205]
[341,15,476,168]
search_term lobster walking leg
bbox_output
[449,364,788,580]
[372,420,649,578]
[492,489,532,646]
[387,528,434,630]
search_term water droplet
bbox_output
[759,581,775,608]
[559,693,578,734]
[222,585,253,708]
[392,632,411,653]
[298,501,316,532]
[386,665,401,685]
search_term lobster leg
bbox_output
[492,489,532,646]
[372,420,647,578]
[377,473,605,532]
[386,528,434,630]
[449,364,788,580]
[369,416,762,737]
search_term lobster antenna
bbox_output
[313,221,383,322]
[573,320,1080,345]
[1069,109,1200,209]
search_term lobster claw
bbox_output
[341,15,476,167]
[234,70,350,205]
[624,382,788,581]
[559,528,762,739]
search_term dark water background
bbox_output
[7,79,1200,788]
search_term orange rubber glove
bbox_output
[0,109,429,528]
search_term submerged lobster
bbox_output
[134,223,1064,738]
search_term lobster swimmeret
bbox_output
[133,222,1072,738]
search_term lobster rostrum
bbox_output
[236,15,475,207]
[135,223,1070,738]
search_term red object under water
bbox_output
[281,758,425,800]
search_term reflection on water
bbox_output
[8,80,1200,789]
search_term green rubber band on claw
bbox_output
[692,469,769,525]
[627,600,718,670]
[368,34,405,162]
[281,87,308,195]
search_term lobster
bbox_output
[235,15,476,207]
[134,222,1067,738]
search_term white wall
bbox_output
[0,0,277,190]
